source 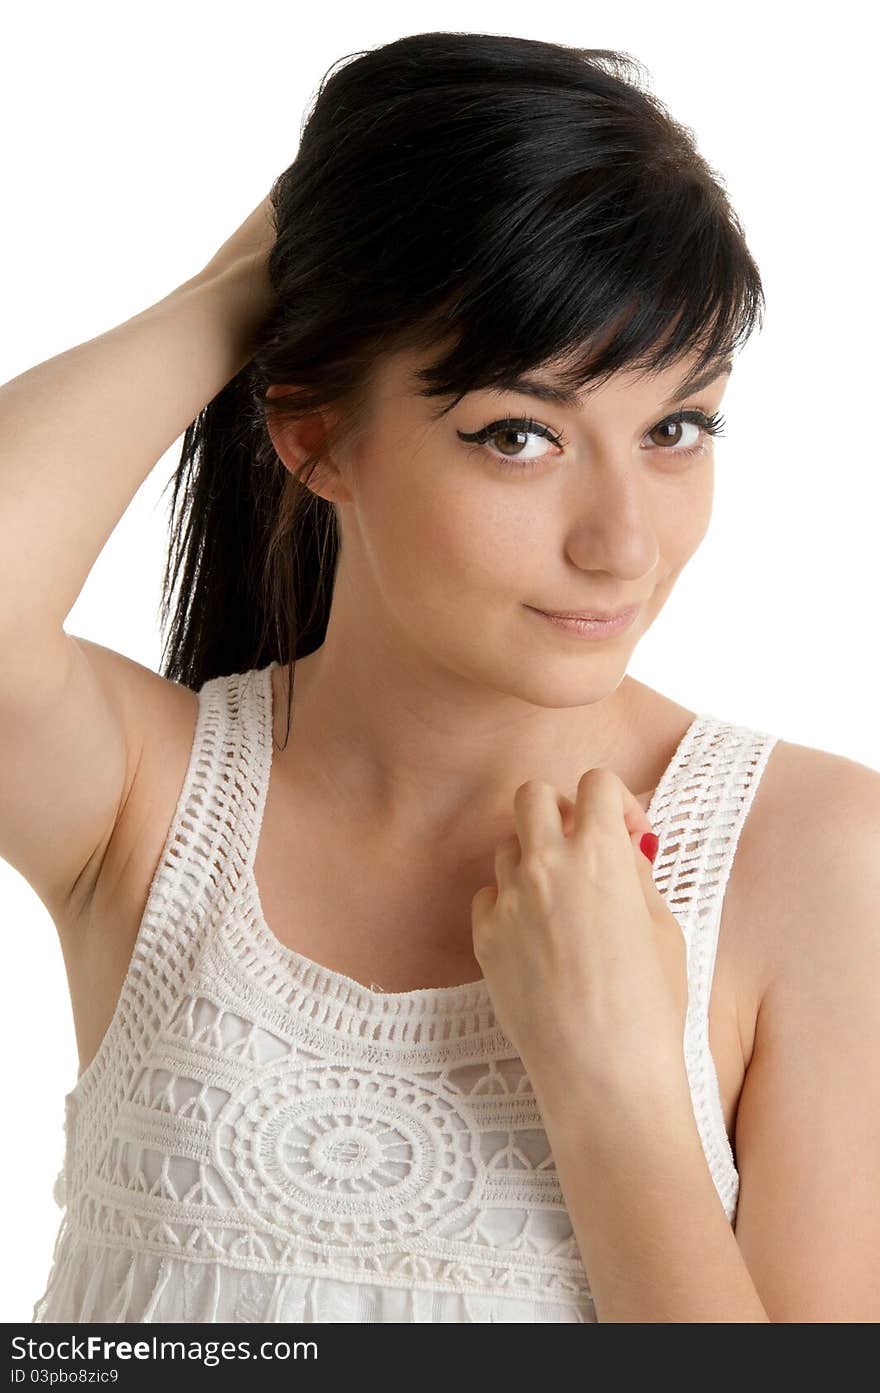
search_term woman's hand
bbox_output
[181,193,279,364]
[470,767,689,1103]
[198,192,278,285]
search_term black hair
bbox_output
[158,30,764,744]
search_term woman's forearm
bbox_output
[534,1069,770,1322]
[0,254,272,640]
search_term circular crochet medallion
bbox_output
[212,1061,481,1242]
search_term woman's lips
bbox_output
[527,604,640,638]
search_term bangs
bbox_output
[381,98,762,416]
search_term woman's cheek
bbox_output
[426,486,532,594]
[358,445,543,610]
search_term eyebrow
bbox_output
[488,357,734,408]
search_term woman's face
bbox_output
[270,341,731,713]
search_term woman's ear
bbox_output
[264,387,353,504]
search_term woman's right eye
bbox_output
[456,416,565,471]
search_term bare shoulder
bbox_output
[61,641,199,926]
[754,734,878,832]
[734,733,880,997]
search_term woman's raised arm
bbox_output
[0,195,277,918]
[0,194,276,637]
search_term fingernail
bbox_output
[639,832,659,865]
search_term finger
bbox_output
[620,782,656,838]
[556,792,578,837]
[471,883,499,927]
[630,821,658,871]
[629,825,667,902]
[494,831,520,882]
[571,766,656,843]
[570,766,627,840]
[512,780,564,856]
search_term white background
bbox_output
[1,0,876,1323]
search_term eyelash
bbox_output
[456,409,727,473]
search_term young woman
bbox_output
[5,33,877,1324]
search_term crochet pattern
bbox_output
[31,661,779,1323]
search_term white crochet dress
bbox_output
[32,661,779,1323]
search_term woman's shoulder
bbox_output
[730,733,880,999]
[737,733,878,874]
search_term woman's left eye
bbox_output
[456,410,726,473]
[456,416,565,468]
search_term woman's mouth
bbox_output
[525,604,640,638]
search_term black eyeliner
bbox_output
[457,408,726,447]
[457,416,564,446]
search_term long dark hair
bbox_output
[157,31,764,744]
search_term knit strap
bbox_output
[652,714,780,1217]
[60,666,255,1195]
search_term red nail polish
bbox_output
[640,832,659,864]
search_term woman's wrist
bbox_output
[181,192,278,361]
[180,257,276,376]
